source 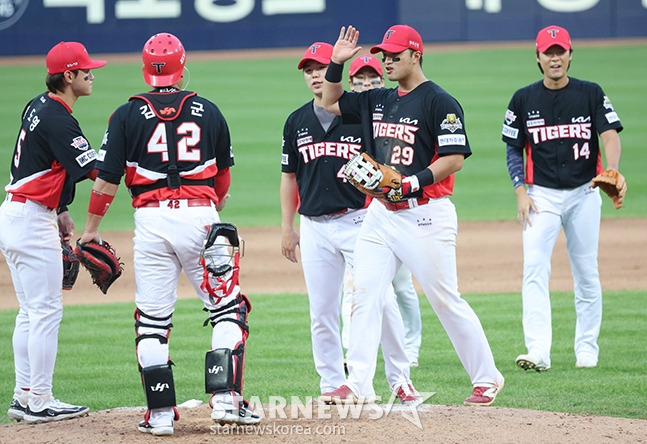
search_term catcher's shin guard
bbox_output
[135,308,173,368]
[205,346,245,394]
[202,294,251,332]
[141,364,177,409]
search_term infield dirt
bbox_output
[1,219,646,443]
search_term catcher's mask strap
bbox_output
[207,264,232,277]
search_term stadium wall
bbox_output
[1,0,646,56]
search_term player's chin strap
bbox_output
[200,251,241,305]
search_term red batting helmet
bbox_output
[142,33,186,87]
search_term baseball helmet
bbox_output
[142,33,186,87]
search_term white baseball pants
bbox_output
[346,198,503,397]
[521,184,603,366]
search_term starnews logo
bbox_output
[211,390,435,433]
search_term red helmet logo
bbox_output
[142,33,186,87]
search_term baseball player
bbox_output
[340,54,422,368]
[281,42,420,404]
[78,33,259,436]
[320,25,504,406]
[503,26,624,372]
[0,41,105,423]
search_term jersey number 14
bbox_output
[572,142,590,160]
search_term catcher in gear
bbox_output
[75,240,123,294]
[77,33,256,436]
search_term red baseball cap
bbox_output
[370,25,423,55]
[349,54,383,78]
[536,25,572,52]
[297,42,333,69]
[46,41,107,75]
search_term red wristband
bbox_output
[88,190,114,216]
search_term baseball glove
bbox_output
[591,168,626,209]
[61,240,80,291]
[343,152,403,201]
[75,239,124,294]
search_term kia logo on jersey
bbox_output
[340,135,361,143]
[400,117,419,125]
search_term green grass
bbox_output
[1,43,646,229]
[1,290,645,425]
[1,43,646,425]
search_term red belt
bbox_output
[10,195,27,203]
[138,198,212,208]
[381,197,430,211]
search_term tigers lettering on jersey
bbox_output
[527,122,592,144]
[373,122,419,145]
[297,140,361,163]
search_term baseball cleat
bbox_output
[575,356,597,368]
[319,385,375,405]
[211,397,260,425]
[23,396,89,424]
[138,407,179,436]
[7,398,28,422]
[395,383,423,405]
[464,378,504,406]
[516,354,551,372]
[138,421,174,436]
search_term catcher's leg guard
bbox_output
[205,346,244,394]
[203,295,250,393]
[135,308,173,369]
[141,364,177,409]
[135,308,177,423]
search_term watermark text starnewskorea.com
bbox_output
[211,423,345,436]
[210,391,435,432]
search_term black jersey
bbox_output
[339,81,472,199]
[97,90,234,206]
[4,93,97,209]
[502,77,623,189]
[281,101,369,217]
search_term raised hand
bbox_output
[332,25,362,64]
